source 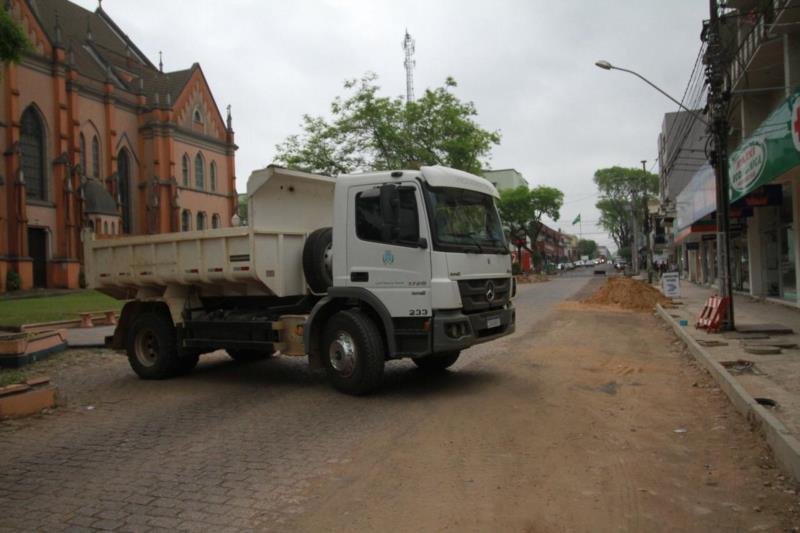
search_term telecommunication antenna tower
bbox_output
[402,30,416,103]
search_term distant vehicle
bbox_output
[614,259,628,271]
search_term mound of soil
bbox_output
[582,277,670,312]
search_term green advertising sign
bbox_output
[729,89,800,203]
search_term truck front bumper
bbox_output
[432,304,515,354]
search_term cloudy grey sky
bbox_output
[76,0,708,251]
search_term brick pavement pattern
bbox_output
[0,352,397,532]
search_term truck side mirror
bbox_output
[417,237,428,249]
[379,184,399,241]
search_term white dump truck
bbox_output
[85,165,516,394]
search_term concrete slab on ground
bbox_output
[65,325,114,348]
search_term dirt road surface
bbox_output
[1,270,798,532]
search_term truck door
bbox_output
[347,182,432,318]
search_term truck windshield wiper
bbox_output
[449,233,484,253]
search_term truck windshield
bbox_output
[423,186,508,254]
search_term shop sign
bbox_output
[729,89,800,203]
[661,272,680,298]
[792,97,800,152]
[686,242,699,250]
[730,140,766,193]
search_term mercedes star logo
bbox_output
[485,280,496,303]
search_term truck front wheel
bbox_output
[127,313,181,379]
[322,309,385,395]
[413,351,460,371]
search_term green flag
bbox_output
[572,213,581,225]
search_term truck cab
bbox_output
[302,166,515,392]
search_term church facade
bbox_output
[0,0,237,291]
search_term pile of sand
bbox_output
[582,277,670,312]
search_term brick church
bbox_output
[0,0,237,291]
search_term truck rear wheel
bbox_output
[303,227,333,293]
[127,313,182,379]
[322,309,385,395]
[413,351,460,371]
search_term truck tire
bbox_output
[227,349,273,362]
[303,227,333,293]
[322,309,385,395]
[413,351,460,371]
[126,312,181,379]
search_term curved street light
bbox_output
[594,59,709,126]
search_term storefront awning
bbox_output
[729,88,800,203]
[675,164,716,232]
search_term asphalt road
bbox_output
[0,270,598,532]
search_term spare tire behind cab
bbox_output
[303,227,333,293]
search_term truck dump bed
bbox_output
[85,166,335,299]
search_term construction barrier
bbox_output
[695,295,729,333]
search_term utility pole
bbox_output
[705,0,735,330]
[631,186,640,276]
[402,30,416,104]
[642,160,654,283]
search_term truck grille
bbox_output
[457,278,510,313]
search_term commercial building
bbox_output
[482,168,527,191]
[666,0,800,305]
[0,0,237,291]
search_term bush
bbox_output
[6,270,21,291]
[511,262,522,275]
[79,270,87,289]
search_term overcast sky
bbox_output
[77,0,708,252]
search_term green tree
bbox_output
[593,166,658,252]
[0,8,29,64]
[274,73,500,175]
[577,239,598,258]
[497,185,564,270]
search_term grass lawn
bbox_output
[0,291,124,327]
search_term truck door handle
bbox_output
[351,272,369,282]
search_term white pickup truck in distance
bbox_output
[85,165,516,394]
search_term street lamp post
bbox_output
[595,58,734,329]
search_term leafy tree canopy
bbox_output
[577,239,598,258]
[593,166,658,250]
[497,185,564,256]
[274,73,500,176]
[0,8,29,64]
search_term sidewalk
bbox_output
[660,281,800,478]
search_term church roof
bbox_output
[83,178,118,216]
[29,0,198,103]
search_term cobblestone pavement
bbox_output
[0,275,592,532]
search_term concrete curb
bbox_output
[656,303,800,483]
